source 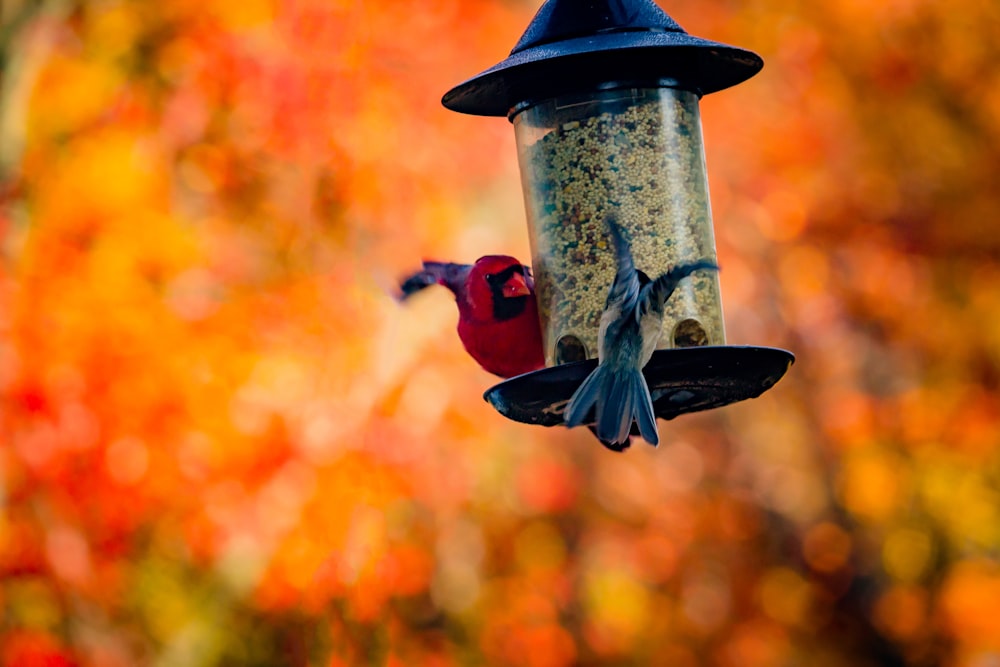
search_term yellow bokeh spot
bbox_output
[209,0,276,29]
[27,55,122,142]
[34,129,168,232]
[923,465,1000,548]
[584,569,650,640]
[882,528,932,582]
[5,579,63,631]
[87,3,143,61]
[920,461,962,520]
[950,474,1000,548]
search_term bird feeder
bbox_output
[442,0,794,427]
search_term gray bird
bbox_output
[564,218,718,449]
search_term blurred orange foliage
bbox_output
[2,0,1000,664]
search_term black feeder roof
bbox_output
[442,0,764,118]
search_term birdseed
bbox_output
[515,87,725,366]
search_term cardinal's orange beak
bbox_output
[502,272,531,298]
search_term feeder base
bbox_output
[483,345,794,427]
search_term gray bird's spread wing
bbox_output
[605,218,642,317]
[606,217,717,323]
[639,260,719,317]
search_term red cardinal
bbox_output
[399,256,545,378]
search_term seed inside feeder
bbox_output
[514,87,725,366]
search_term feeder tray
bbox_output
[484,346,794,427]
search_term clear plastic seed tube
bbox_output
[514,86,725,366]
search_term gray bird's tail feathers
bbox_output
[564,363,659,448]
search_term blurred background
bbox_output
[2,0,1000,665]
